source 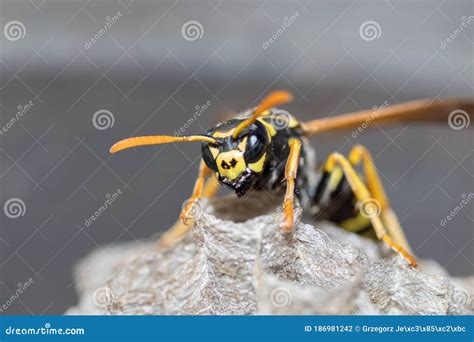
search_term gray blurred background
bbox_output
[0,0,472,315]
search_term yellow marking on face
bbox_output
[209,146,219,159]
[216,150,246,181]
[248,152,266,173]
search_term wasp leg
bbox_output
[348,144,413,255]
[281,138,302,233]
[325,153,417,267]
[179,160,213,224]
[157,174,219,249]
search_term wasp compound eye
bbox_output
[201,144,218,172]
[244,122,268,163]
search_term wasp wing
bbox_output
[301,99,473,136]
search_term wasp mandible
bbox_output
[110,91,473,267]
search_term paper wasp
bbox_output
[110,91,473,267]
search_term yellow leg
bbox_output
[348,144,413,254]
[281,138,301,233]
[179,160,212,224]
[325,152,417,267]
[157,162,218,249]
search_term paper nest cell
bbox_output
[66,191,473,316]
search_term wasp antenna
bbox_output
[109,135,218,154]
[232,90,293,139]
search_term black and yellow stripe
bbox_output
[313,167,376,239]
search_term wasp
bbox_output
[110,91,473,267]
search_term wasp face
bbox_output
[201,120,269,197]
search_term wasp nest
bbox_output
[66,191,473,315]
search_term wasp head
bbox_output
[201,120,269,197]
[109,91,292,198]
